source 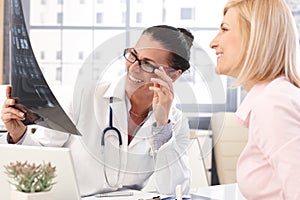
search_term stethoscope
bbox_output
[101,97,123,188]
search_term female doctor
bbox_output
[1,25,194,196]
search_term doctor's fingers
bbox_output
[2,98,15,108]
[154,67,173,83]
[149,86,174,102]
[6,85,12,99]
[150,78,173,93]
[1,106,25,122]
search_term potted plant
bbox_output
[4,160,56,200]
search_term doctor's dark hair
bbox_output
[142,25,194,72]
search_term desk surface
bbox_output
[81,184,245,200]
[190,183,246,200]
[82,190,162,200]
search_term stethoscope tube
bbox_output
[101,97,122,146]
[101,97,123,188]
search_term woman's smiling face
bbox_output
[125,34,171,97]
[210,7,244,78]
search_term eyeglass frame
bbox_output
[123,48,177,74]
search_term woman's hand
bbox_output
[149,67,174,126]
[1,86,27,143]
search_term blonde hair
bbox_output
[226,0,300,88]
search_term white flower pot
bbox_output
[10,190,54,200]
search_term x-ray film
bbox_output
[10,0,81,136]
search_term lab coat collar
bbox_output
[103,73,127,101]
[101,73,154,148]
[95,73,129,147]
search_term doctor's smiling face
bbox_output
[125,34,177,98]
[210,7,245,78]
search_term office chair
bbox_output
[211,112,248,184]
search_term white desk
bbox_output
[81,184,245,200]
[190,183,246,200]
[81,190,163,200]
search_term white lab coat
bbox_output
[0,74,191,196]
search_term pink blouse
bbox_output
[236,77,300,200]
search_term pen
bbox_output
[140,196,161,200]
[95,191,134,198]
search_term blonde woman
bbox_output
[210,0,300,199]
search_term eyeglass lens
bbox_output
[124,48,159,73]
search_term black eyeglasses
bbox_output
[123,48,160,74]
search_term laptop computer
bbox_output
[0,144,81,200]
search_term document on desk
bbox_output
[82,190,168,200]
[93,192,195,200]
[95,191,134,198]
[9,0,81,136]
